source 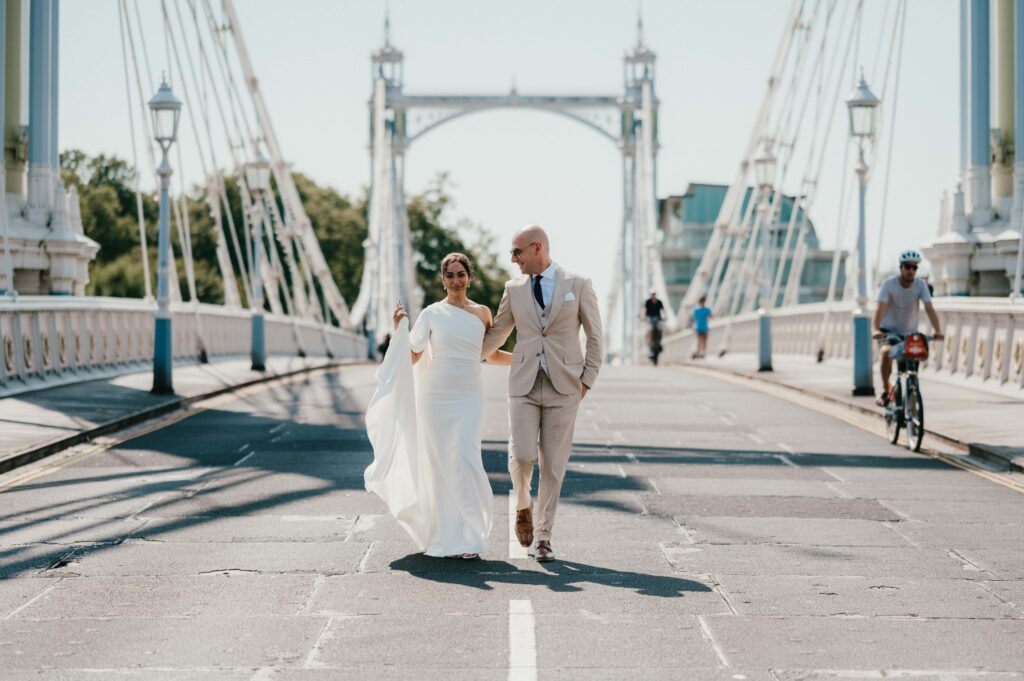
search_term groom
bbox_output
[481,225,603,562]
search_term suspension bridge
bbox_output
[0,1,1023,678]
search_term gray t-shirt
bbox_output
[877,275,932,335]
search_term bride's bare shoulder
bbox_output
[467,300,493,328]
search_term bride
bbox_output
[364,252,512,559]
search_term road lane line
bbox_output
[746,433,765,445]
[508,599,537,681]
[625,452,639,464]
[719,415,736,427]
[357,541,377,572]
[508,493,529,559]
[697,615,731,668]
[616,464,627,479]
[775,454,799,468]
[825,481,852,498]
[232,451,255,467]
[649,478,662,495]
[776,442,797,455]
[882,521,920,548]
[2,579,62,620]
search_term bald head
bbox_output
[510,224,552,275]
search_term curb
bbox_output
[675,361,1024,474]
[0,359,362,476]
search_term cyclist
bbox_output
[644,289,665,365]
[872,249,944,406]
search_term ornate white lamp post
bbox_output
[754,142,777,372]
[245,151,271,371]
[846,74,880,396]
[148,81,182,395]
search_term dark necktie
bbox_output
[532,275,545,308]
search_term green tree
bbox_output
[61,150,510,323]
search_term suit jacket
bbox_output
[481,265,603,397]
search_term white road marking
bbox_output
[508,599,537,681]
[616,464,627,479]
[746,433,765,445]
[697,615,731,668]
[2,580,61,620]
[236,443,250,453]
[270,423,288,433]
[508,493,530,559]
[357,541,377,572]
[825,481,852,498]
[775,454,799,468]
[649,478,662,495]
[233,451,255,467]
[719,415,736,427]
[776,442,797,455]
[625,452,639,464]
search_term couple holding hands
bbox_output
[365,225,602,563]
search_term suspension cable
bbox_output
[117,0,153,300]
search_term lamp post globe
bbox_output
[148,80,182,395]
[846,73,880,396]
[754,142,776,372]
[246,150,272,372]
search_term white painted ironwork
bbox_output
[0,296,366,398]
[662,298,1024,392]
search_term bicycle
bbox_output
[876,331,933,452]
[645,317,663,366]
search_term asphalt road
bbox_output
[1,363,1022,680]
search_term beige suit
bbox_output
[481,265,603,542]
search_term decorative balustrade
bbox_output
[0,296,368,396]
[662,297,1024,391]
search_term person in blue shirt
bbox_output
[691,296,712,359]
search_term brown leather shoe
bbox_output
[535,540,554,562]
[515,508,533,547]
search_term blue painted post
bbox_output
[48,0,57,170]
[970,0,993,224]
[962,0,970,178]
[757,196,773,372]
[0,0,11,297]
[250,197,265,371]
[852,155,874,396]
[152,152,174,394]
[26,0,50,224]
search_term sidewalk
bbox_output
[0,355,354,474]
[676,353,1024,472]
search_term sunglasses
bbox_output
[901,263,918,271]
[510,242,538,257]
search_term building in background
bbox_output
[657,182,846,311]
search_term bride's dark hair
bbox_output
[440,252,475,279]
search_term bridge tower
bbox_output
[351,13,673,361]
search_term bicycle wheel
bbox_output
[904,377,925,452]
[886,382,903,444]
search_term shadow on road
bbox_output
[388,553,713,597]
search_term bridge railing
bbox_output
[662,297,1024,392]
[0,297,368,396]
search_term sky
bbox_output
[58,0,959,307]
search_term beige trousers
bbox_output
[508,370,581,542]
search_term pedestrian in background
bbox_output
[692,296,711,359]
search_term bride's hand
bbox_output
[393,303,408,329]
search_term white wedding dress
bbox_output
[364,302,494,556]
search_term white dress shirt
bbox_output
[533,262,557,307]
